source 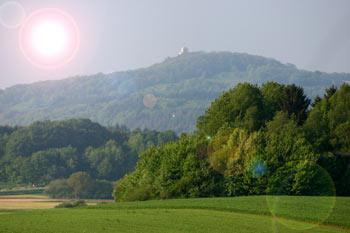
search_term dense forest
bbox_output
[114,82,350,201]
[0,119,177,198]
[1,82,349,200]
[1,52,350,133]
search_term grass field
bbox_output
[0,196,349,233]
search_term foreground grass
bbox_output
[90,196,350,228]
[0,196,349,233]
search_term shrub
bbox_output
[55,200,87,208]
[45,179,72,198]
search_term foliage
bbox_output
[197,82,311,136]
[328,84,350,153]
[280,84,310,125]
[114,135,222,201]
[197,83,264,135]
[267,161,335,196]
[67,172,93,199]
[1,82,349,201]
[55,200,87,208]
[264,112,317,171]
[0,119,176,189]
[46,174,114,199]
[114,83,350,201]
[261,81,285,120]
[46,179,73,198]
[85,140,136,180]
[4,119,112,158]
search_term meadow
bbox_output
[0,195,60,209]
[0,196,349,233]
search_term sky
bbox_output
[0,0,349,89]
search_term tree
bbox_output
[268,161,335,196]
[197,83,264,136]
[46,179,72,198]
[114,135,222,201]
[264,112,318,173]
[311,96,322,107]
[89,180,113,199]
[280,84,310,125]
[261,82,285,120]
[46,178,113,199]
[324,85,337,99]
[303,99,332,153]
[328,84,350,153]
[0,126,14,158]
[29,147,81,185]
[128,129,177,154]
[4,119,112,158]
[292,161,335,196]
[85,140,137,180]
[67,172,92,199]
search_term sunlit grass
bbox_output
[90,196,350,228]
[0,196,349,233]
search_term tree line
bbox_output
[114,82,350,201]
[0,119,177,198]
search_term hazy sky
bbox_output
[0,0,349,88]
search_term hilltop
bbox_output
[1,51,349,133]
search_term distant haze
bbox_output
[0,0,349,88]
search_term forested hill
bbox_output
[1,51,350,133]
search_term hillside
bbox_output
[1,51,349,133]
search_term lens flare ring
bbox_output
[19,8,80,69]
[0,1,26,29]
[265,161,336,230]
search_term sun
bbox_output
[19,8,80,69]
[32,21,68,57]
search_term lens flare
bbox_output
[0,1,25,29]
[19,8,80,69]
[249,158,267,178]
[143,94,158,109]
[266,161,336,230]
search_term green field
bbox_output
[0,196,349,233]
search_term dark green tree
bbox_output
[85,140,137,180]
[280,84,310,125]
[46,179,72,198]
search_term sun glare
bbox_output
[19,8,80,69]
[32,21,68,57]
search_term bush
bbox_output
[45,179,72,198]
[89,180,113,199]
[46,176,113,199]
[267,161,335,196]
[55,200,87,208]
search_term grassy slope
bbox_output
[0,196,349,233]
[91,196,350,228]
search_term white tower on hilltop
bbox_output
[178,47,189,56]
